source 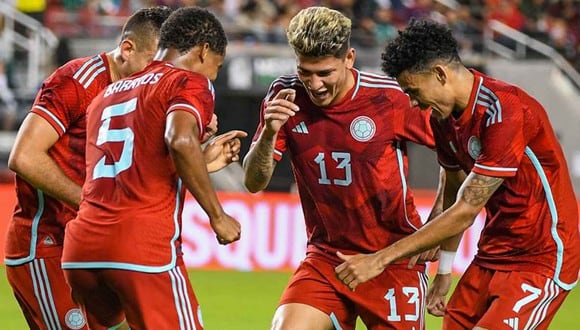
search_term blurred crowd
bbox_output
[0,0,578,131]
[41,0,579,58]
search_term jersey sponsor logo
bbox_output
[350,116,376,142]
[291,121,309,134]
[468,135,481,160]
[503,316,519,329]
[65,308,86,329]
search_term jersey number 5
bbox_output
[93,98,137,179]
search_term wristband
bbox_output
[437,250,456,275]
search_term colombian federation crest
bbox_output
[65,308,86,329]
[468,136,482,160]
[350,116,376,142]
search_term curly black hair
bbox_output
[158,7,227,56]
[381,19,461,78]
[121,6,173,51]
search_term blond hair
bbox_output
[286,7,351,58]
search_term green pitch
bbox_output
[1,268,578,329]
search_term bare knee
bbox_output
[271,303,335,330]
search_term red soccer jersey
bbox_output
[431,69,580,289]
[61,61,215,272]
[5,54,112,265]
[250,69,435,265]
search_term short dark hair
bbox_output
[381,19,461,78]
[158,7,227,56]
[120,6,173,51]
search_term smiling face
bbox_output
[397,67,457,120]
[296,49,355,107]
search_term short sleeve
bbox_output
[473,92,525,177]
[166,74,215,141]
[30,75,83,136]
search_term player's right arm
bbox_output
[243,88,298,193]
[165,110,240,244]
[8,80,84,208]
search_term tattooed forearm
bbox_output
[243,133,277,191]
[249,142,275,181]
[459,173,503,207]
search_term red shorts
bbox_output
[444,263,571,330]
[63,258,203,330]
[279,255,429,330]
[6,256,88,329]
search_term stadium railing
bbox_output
[484,19,580,90]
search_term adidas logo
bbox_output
[503,317,519,329]
[43,236,55,246]
[291,121,309,134]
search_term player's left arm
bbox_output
[168,78,241,243]
[336,171,503,290]
[166,109,241,243]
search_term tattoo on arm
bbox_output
[251,142,275,181]
[459,173,503,207]
[429,207,443,220]
[245,133,277,189]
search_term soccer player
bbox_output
[4,6,173,330]
[61,7,242,329]
[243,7,436,330]
[335,19,580,329]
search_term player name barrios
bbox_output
[104,72,163,97]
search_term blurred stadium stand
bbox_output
[0,0,578,194]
